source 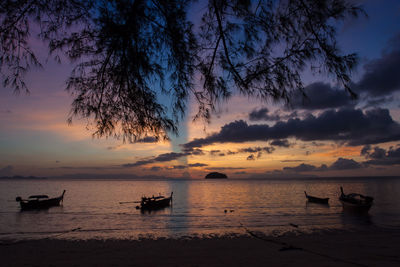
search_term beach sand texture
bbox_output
[1,228,400,267]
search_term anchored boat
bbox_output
[304,191,329,204]
[16,190,66,211]
[339,187,373,213]
[136,192,173,211]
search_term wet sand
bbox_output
[1,228,400,267]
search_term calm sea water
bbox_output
[0,178,399,241]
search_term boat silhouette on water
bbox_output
[339,187,373,213]
[16,190,66,211]
[136,192,173,211]
[304,191,329,204]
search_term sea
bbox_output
[1,177,399,241]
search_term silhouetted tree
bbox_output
[0,0,363,141]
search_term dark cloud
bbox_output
[210,150,221,155]
[181,147,205,155]
[122,148,209,168]
[311,141,325,147]
[289,82,355,110]
[362,145,400,166]
[249,108,281,121]
[149,163,208,170]
[318,164,328,171]
[283,163,329,172]
[183,108,400,149]
[356,51,400,97]
[249,108,269,120]
[188,163,208,167]
[363,96,395,108]
[234,171,247,175]
[355,33,400,97]
[124,145,274,169]
[191,149,205,155]
[282,158,360,173]
[122,152,189,167]
[237,146,274,160]
[360,144,371,156]
[329,158,362,170]
[172,165,187,169]
[209,150,225,156]
[239,146,274,153]
[257,148,270,154]
[270,139,290,147]
[368,147,386,159]
[122,160,152,167]
[183,120,268,148]
[283,163,317,172]
[147,152,185,162]
[249,107,297,121]
[283,33,400,107]
[388,146,400,157]
[247,154,255,160]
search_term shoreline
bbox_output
[1,228,400,266]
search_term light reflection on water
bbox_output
[0,178,399,241]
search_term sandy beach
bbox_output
[1,228,400,267]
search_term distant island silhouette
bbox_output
[0,175,47,180]
[205,172,228,179]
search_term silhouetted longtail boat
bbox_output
[136,192,173,210]
[304,191,329,204]
[16,190,66,211]
[339,187,373,213]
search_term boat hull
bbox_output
[140,197,172,210]
[18,191,65,211]
[304,192,329,204]
[139,192,173,211]
[339,187,373,214]
[306,196,329,204]
[339,200,372,214]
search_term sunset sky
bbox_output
[1,0,400,179]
